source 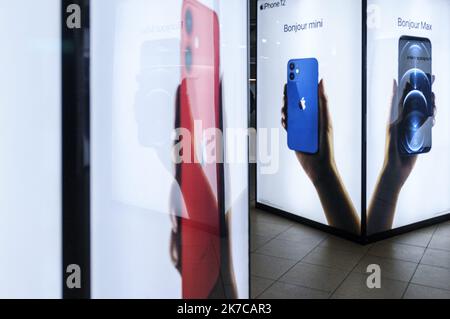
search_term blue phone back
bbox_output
[287,58,319,154]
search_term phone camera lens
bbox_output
[185,9,193,35]
[290,73,295,80]
[289,63,295,70]
[185,46,193,72]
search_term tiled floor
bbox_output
[250,207,450,299]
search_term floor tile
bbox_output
[251,235,272,252]
[353,255,417,282]
[434,223,450,238]
[251,253,297,280]
[258,282,329,299]
[368,242,425,263]
[249,211,450,299]
[332,273,408,299]
[251,220,291,238]
[251,209,293,227]
[319,236,371,254]
[428,235,450,252]
[411,264,450,291]
[404,284,450,299]
[421,248,450,269]
[279,262,348,292]
[255,238,314,261]
[251,276,274,299]
[419,225,439,233]
[388,230,434,248]
[302,246,363,271]
[276,224,326,245]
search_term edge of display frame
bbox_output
[61,0,91,299]
[247,0,252,300]
[361,0,367,237]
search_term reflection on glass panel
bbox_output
[91,0,248,299]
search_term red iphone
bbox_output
[177,0,222,299]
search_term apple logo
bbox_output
[300,97,307,110]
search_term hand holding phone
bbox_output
[281,79,361,234]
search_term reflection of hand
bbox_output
[282,80,336,185]
[169,83,237,298]
[368,79,437,234]
[169,189,237,298]
[282,79,360,234]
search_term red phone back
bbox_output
[179,0,221,299]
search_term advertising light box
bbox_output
[0,0,61,298]
[91,0,249,298]
[366,0,450,235]
[257,0,450,239]
[257,0,363,236]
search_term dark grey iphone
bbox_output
[398,36,432,155]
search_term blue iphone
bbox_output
[286,58,319,154]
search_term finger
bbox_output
[394,80,412,125]
[318,79,331,130]
[432,74,435,85]
[397,79,412,124]
[169,183,180,232]
[170,230,181,273]
[402,81,412,102]
[170,230,178,264]
[392,78,398,96]
[175,83,181,110]
[432,105,437,127]
[282,83,288,130]
[432,92,436,109]
[388,79,398,129]
[388,80,400,146]
[281,109,287,129]
[170,213,178,232]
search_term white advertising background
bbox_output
[0,0,61,298]
[257,0,362,228]
[91,0,248,298]
[367,0,450,231]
